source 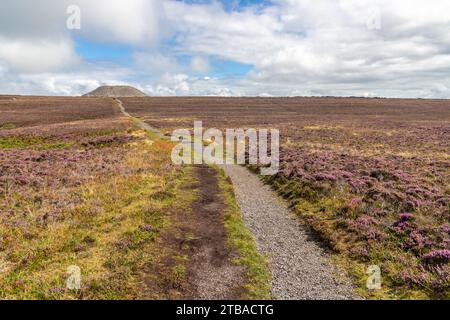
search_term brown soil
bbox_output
[141,165,244,300]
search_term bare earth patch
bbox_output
[141,166,245,300]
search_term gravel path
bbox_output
[115,98,166,138]
[117,98,359,300]
[221,165,359,300]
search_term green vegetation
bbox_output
[0,136,45,149]
[0,136,75,150]
[0,123,17,130]
[40,142,76,150]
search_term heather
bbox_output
[263,142,449,299]
[0,124,192,299]
[125,97,450,299]
[0,98,190,299]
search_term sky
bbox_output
[0,0,449,98]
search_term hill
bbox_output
[84,85,147,97]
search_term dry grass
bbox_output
[0,128,189,299]
[0,97,192,299]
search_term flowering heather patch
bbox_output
[423,250,450,265]
[0,133,138,193]
[442,225,450,235]
[122,97,450,158]
[0,126,140,229]
[266,143,449,298]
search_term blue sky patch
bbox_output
[209,58,253,78]
[74,36,133,63]
[177,0,272,12]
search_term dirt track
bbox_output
[141,166,245,300]
[187,166,244,299]
[117,100,245,299]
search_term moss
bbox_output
[172,264,186,281]
[39,142,75,150]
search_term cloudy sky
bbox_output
[0,0,449,97]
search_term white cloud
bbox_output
[0,63,136,96]
[0,0,450,97]
[161,0,450,97]
[76,0,167,46]
[133,52,180,74]
[0,37,79,73]
[0,0,166,45]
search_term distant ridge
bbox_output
[84,85,147,97]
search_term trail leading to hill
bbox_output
[117,98,359,300]
[114,98,165,138]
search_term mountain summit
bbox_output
[84,85,147,97]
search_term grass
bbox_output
[136,165,200,300]
[0,133,187,299]
[40,142,76,150]
[0,123,17,130]
[0,136,74,150]
[81,129,122,137]
[0,136,46,149]
[217,168,272,300]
